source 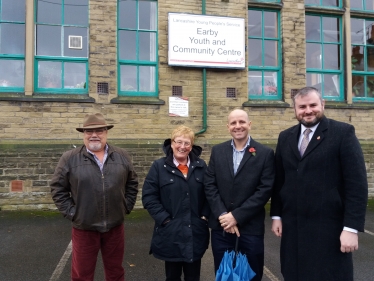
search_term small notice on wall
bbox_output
[169,97,189,117]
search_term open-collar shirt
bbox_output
[173,156,190,168]
[86,144,108,173]
[231,136,251,175]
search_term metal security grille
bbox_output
[226,87,237,98]
[291,89,299,100]
[97,82,109,94]
[68,35,83,49]
[172,86,183,96]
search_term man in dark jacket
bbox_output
[51,113,138,281]
[271,87,368,280]
[204,109,275,281]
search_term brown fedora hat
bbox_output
[76,113,114,132]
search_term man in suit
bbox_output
[271,87,368,281]
[204,108,275,280]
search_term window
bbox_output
[0,0,26,92]
[305,14,343,100]
[35,0,88,94]
[118,0,158,97]
[248,0,281,2]
[248,9,281,100]
[305,0,341,8]
[351,18,374,101]
[351,0,374,11]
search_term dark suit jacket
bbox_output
[270,116,368,281]
[204,138,275,235]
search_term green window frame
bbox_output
[248,0,281,3]
[351,0,374,11]
[351,17,374,101]
[306,14,343,101]
[34,0,89,94]
[118,0,158,97]
[248,8,281,100]
[0,0,26,92]
[304,0,341,8]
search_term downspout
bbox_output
[195,0,208,135]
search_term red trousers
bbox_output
[71,224,125,281]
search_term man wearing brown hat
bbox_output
[51,113,138,281]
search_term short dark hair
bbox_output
[293,87,323,107]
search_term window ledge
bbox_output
[305,6,345,15]
[248,1,283,9]
[325,101,374,109]
[111,96,165,105]
[0,93,95,103]
[243,100,290,108]
[350,10,374,19]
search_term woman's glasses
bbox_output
[173,140,191,148]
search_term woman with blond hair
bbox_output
[142,125,210,281]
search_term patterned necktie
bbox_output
[300,128,312,156]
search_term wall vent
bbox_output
[226,87,237,98]
[97,82,109,94]
[69,35,83,49]
[11,180,23,192]
[291,88,299,100]
[172,86,183,96]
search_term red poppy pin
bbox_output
[249,147,256,156]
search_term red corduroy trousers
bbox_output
[71,224,125,281]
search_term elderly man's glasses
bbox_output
[173,140,191,148]
[84,128,107,135]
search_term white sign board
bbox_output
[169,97,189,117]
[168,13,245,69]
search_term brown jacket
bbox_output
[51,144,138,233]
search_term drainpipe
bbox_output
[195,0,208,135]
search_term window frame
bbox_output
[0,0,26,93]
[34,0,89,94]
[248,0,281,3]
[305,13,344,101]
[248,7,282,100]
[351,16,374,101]
[117,0,158,97]
[350,0,374,11]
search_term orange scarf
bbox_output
[177,164,188,178]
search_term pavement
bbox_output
[1,200,374,281]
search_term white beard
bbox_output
[88,143,102,151]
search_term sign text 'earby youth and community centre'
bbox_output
[168,13,245,69]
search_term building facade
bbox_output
[0,0,373,209]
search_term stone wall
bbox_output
[282,0,307,103]
[0,139,373,210]
[0,0,374,209]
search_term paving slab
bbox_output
[1,200,373,281]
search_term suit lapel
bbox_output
[224,141,235,178]
[287,125,302,159]
[302,117,328,158]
